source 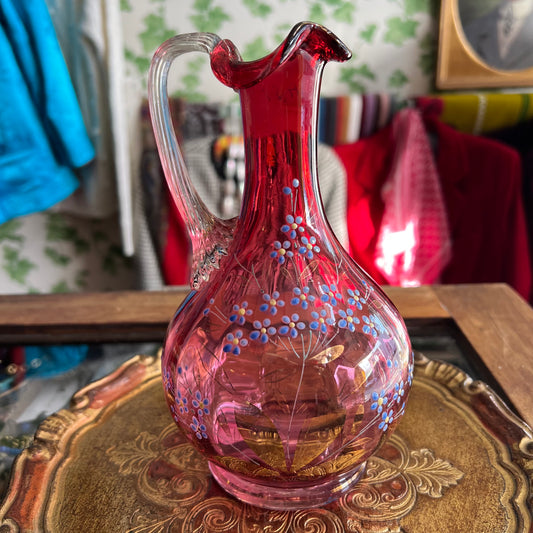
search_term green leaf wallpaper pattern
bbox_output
[44,247,71,267]
[384,16,419,46]
[418,31,437,77]
[0,220,24,244]
[308,3,326,25]
[405,0,432,16]
[359,23,377,43]
[190,0,231,32]
[45,214,90,255]
[173,57,209,102]
[51,280,71,294]
[351,63,377,81]
[388,69,409,88]
[338,66,368,93]
[139,13,176,53]
[332,2,356,23]
[242,37,270,61]
[243,0,272,18]
[2,246,36,285]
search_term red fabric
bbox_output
[334,116,532,300]
[161,188,190,286]
[375,109,451,286]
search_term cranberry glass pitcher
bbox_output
[148,22,413,510]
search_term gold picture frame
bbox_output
[436,0,533,89]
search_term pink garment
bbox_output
[374,108,452,286]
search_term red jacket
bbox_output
[334,116,532,300]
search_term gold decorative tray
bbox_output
[0,352,532,532]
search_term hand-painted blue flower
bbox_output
[176,389,189,414]
[361,279,373,292]
[271,240,294,264]
[347,288,365,310]
[250,318,277,343]
[320,284,342,306]
[279,313,306,338]
[192,391,210,416]
[338,308,360,331]
[298,236,320,259]
[281,215,304,239]
[259,292,285,315]
[362,315,378,337]
[229,301,252,325]
[223,330,248,355]
[393,381,405,404]
[371,390,388,413]
[310,309,334,333]
[407,360,414,386]
[191,416,208,439]
[379,409,394,432]
[290,286,315,310]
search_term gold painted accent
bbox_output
[235,412,287,472]
[291,410,345,472]
[298,447,367,478]
[308,344,344,364]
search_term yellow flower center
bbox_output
[232,338,239,345]
[270,299,277,306]
[238,308,246,315]
[291,223,297,229]
[289,322,295,328]
[279,249,286,256]
[261,327,266,334]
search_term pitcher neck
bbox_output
[237,50,327,236]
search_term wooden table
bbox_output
[0,283,532,532]
[1,283,531,427]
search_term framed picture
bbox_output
[436,0,533,89]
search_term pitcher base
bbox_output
[208,461,366,510]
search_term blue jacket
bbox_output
[0,0,94,223]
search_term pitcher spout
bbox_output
[210,22,351,91]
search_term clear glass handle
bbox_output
[148,33,235,289]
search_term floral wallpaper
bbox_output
[0,0,438,296]
[120,0,438,102]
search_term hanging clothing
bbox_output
[416,93,533,136]
[0,0,94,224]
[334,114,531,300]
[374,109,451,286]
[45,0,134,255]
[0,0,94,169]
[318,94,406,146]
[487,118,533,297]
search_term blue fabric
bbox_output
[1,0,95,168]
[25,344,89,377]
[0,0,95,224]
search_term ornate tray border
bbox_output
[0,352,531,531]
